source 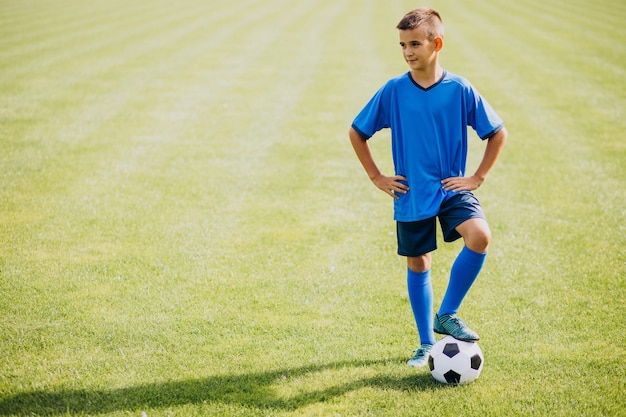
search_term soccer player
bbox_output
[348,7,507,368]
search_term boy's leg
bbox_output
[397,219,438,366]
[407,256,436,346]
[439,217,489,315]
[406,256,436,368]
[438,245,486,316]
[434,245,485,340]
[436,197,490,341]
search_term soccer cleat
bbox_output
[434,313,480,341]
[407,344,433,368]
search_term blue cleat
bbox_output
[434,313,480,341]
[407,344,433,368]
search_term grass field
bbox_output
[1,0,625,416]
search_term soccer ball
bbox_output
[428,336,484,384]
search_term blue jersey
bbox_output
[352,70,504,222]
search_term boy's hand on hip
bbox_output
[372,174,409,200]
[442,175,484,192]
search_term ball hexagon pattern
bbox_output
[428,335,484,384]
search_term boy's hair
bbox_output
[396,8,444,41]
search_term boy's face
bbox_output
[399,27,441,72]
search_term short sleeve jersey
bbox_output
[351,70,504,222]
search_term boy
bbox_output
[349,7,507,368]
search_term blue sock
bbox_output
[407,268,435,345]
[438,246,487,316]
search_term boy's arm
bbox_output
[349,127,408,199]
[442,127,508,192]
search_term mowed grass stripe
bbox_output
[1,0,311,298]
[0,1,188,78]
[0,1,228,170]
[60,0,333,196]
[1,0,322,267]
[213,0,369,256]
[0,0,289,201]
[0,1,158,43]
[77,0,353,258]
[1,0,355,289]
[545,0,626,31]
[525,0,626,35]
[2,0,375,384]
[0,1,255,106]
[1,0,300,374]
[0,0,263,164]
[495,0,626,82]
[122,0,359,279]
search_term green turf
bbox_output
[1,0,625,416]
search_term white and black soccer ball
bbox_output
[428,335,484,384]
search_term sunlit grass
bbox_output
[1,0,624,416]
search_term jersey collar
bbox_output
[408,70,447,91]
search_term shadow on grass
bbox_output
[0,358,444,415]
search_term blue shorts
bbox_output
[397,191,485,257]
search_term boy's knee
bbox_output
[466,228,490,252]
[470,231,490,252]
[407,254,432,272]
[458,218,491,253]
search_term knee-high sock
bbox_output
[407,268,435,345]
[438,246,487,316]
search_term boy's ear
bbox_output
[435,37,443,51]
